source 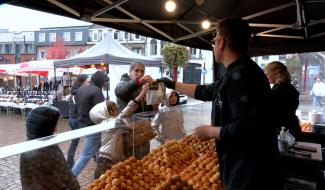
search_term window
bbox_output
[5,59,10,64]
[39,51,46,59]
[93,31,98,41]
[39,33,45,42]
[134,34,140,40]
[49,33,56,42]
[75,32,83,41]
[103,31,108,39]
[150,39,157,55]
[262,55,269,61]
[124,32,128,40]
[63,32,71,41]
[160,41,166,53]
[133,48,141,54]
[114,31,119,40]
[279,55,286,61]
[25,44,32,54]
[190,48,196,55]
[5,44,11,53]
[98,30,102,41]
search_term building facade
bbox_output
[0,30,36,64]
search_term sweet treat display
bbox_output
[300,121,313,132]
[180,152,224,190]
[155,175,194,190]
[87,136,224,190]
[143,140,198,178]
[86,156,163,190]
[180,135,216,154]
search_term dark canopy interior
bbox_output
[4,0,325,56]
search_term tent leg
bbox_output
[54,67,58,100]
[106,63,109,100]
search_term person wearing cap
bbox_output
[20,106,80,190]
[158,18,283,190]
[66,74,89,169]
[71,70,109,177]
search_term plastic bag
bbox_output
[146,82,166,105]
[123,119,156,147]
[278,127,295,151]
[99,128,126,162]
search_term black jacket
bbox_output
[75,71,108,128]
[68,83,82,119]
[114,73,152,113]
[272,82,301,138]
[195,56,283,190]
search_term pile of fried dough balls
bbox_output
[87,135,224,190]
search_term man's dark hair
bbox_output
[216,17,252,54]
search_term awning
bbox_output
[4,0,325,56]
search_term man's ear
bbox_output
[220,37,226,51]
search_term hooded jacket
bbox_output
[152,90,185,141]
[68,74,88,118]
[75,71,108,127]
[89,100,140,162]
[115,73,153,113]
[20,106,80,190]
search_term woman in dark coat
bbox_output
[264,61,302,138]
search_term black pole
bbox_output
[106,63,109,100]
[54,66,57,100]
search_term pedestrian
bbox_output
[71,70,109,177]
[264,61,302,139]
[310,77,325,111]
[66,74,88,169]
[20,106,80,190]
[114,62,155,159]
[90,83,149,178]
[158,17,284,190]
[152,90,186,143]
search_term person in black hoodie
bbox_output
[71,71,108,177]
[66,74,88,168]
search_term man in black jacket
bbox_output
[71,71,108,177]
[158,18,283,190]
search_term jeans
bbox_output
[312,96,323,109]
[67,117,80,169]
[71,132,101,176]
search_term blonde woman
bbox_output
[264,61,302,138]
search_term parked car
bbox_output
[179,94,188,105]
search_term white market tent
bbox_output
[54,36,162,67]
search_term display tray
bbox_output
[87,135,224,190]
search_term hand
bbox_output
[156,77,175,89]
[194,125,219,140]
[140,83,149,96]
[140,75,154,84]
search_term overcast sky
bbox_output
[0,4,90,32]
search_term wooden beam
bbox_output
[175,27,216,42]
[91,0,129,18]
[47,0,80,17]
[255,33,304,39]
[103,0,174,41]
[91,18,138,23]
[243,2,295,20]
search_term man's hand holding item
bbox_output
[157,77,176,90]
